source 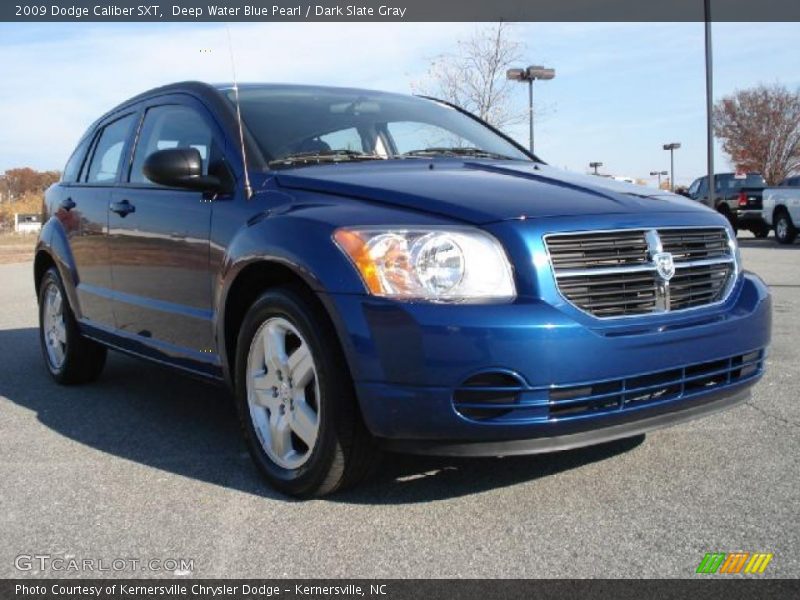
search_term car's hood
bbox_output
[274,159,710,224]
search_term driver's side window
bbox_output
[129,104,216,185]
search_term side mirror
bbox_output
[142,147,222,192]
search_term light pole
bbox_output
[650,170,668,189]
[704,0,716,209]
[663,143,681,191]
[507,65,556,155]
[590,161,603,175]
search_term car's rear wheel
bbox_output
[774,209,797,245]
[234,286,378,497]
[38,267,107,384]
[751,224,770,239]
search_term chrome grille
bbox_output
[658,228,730,261]
[546,230,649,269]
[669,263,734,310]
[546,227,736,318]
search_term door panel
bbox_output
[63,186,114,325]
[109,101,221,358]
[109,188,213,352]
[67,113,137,327]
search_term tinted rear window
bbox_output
[62,135,92,183]
[717,174,765,190]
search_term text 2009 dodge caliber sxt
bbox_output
[35,82,771,496]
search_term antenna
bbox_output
[225,25,253,200]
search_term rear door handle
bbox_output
[110,199,136,217]
[60,197,76,211]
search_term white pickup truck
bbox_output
[762,175,800,244]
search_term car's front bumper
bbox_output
[322,270,771,454]
[381,384,751,456]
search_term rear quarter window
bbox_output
[61,135,92,184]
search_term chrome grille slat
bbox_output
[659,228,730,261]
[547,232,649,270]
[546,227,736,318]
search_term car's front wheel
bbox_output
[234,286,378,497]
[38,266,107,384]
[774,209,798,245]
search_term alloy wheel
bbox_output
[42,282,67,370]
[246,317,321,469]
[776,216,788,240]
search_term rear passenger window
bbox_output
[85,114,135,183]
[129,105,215,184]
[62,135,92,183]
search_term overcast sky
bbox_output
[0,21,798,186]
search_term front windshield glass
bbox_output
[223,86,531,167]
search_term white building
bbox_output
[14,213,41,234]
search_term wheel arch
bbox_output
[218,258,358,394]
[34,218,81,316]
[774,203,792,222]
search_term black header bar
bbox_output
[3,0,800,22]
[2,579,799,600]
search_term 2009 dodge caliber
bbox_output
[36,82,771,496]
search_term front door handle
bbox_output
[110,199,136,217]
[60,197,76,211]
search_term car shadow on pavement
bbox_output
[1,327,643,505]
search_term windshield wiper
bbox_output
[401,147,515,160]
[269,149,385,169]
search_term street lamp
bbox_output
[507,65,556,155]
[662,143,681,191]
[589,161,603,175]
[650,170,668,189]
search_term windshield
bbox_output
[223,85,531,168]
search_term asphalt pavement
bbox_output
[0,233,798,578]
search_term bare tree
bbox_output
[713,84,800,185]
[415,24,525,130]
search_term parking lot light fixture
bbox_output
[507,65,556,155]
[663,143,681,192]
[590,162,603,175]
[650,170,668,189]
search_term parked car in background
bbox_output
[762,175,800,244]
[35,82,771,496]
[686,173,769,237]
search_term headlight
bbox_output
[333,227,516,302]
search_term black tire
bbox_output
[234,286,378,497]
[718,207,737,232]
[774,209,798,245]
[38,267,107,384]
[751,224,770,239]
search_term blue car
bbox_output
[35,82,771,496]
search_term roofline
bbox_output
[105,80,223,115]
[96,80,268,171]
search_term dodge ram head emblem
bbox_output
[654,252,676,282]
